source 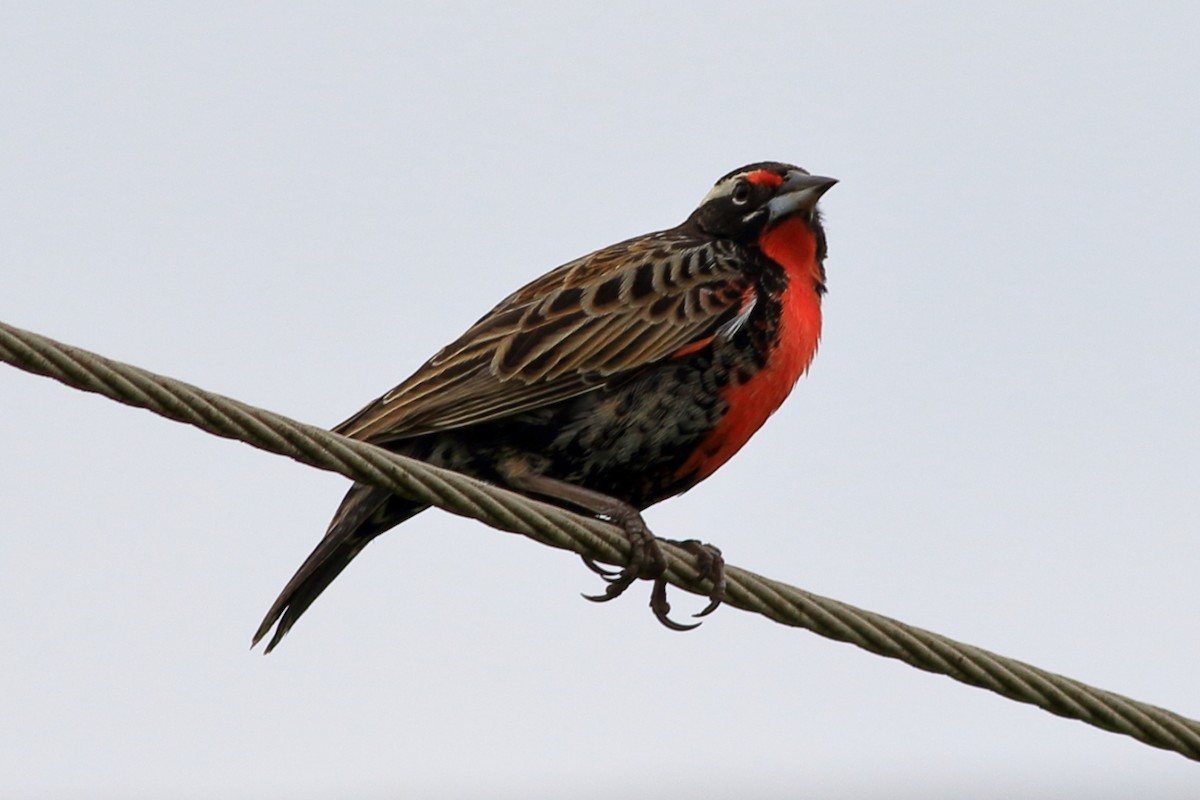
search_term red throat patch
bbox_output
[676,217,823,482]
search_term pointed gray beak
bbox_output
[766,171,838,223]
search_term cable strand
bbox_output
[1,318,1197,760]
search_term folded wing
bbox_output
[336,231,755,442]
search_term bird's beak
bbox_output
[766,171,838,223]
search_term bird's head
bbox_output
[689,162,837,243]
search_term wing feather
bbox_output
[335,230,754,442]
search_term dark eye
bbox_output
[731,182,751,205]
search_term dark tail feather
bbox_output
[252,484,429,653]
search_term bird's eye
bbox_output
[731,182,751,205]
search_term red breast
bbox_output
[676,217,823,482]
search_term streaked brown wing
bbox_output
[335,229,754,442]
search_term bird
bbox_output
[253,161,836,652]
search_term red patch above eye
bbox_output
[744,170,784,188]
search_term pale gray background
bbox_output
[2,3,1199,798]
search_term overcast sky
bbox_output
[3,4,1199,798]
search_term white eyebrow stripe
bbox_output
[699,173,747,205]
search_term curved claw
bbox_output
[581,555,624,580]
[650,577,701,631]
[581,572,637,603]
[670,539,726,619]
[693,567,726,618]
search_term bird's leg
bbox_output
[503,471,663,585]
[503,471,706,630]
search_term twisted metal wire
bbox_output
[2,318,1197,760]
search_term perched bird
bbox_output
[253,161,836,652]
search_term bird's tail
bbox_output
[252,484,429,653]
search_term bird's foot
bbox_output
[501,470,719,630]
[581,505,667,609]
[667,539,725,618]
[582,523,725,631]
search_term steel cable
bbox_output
[2,318,1197,760]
